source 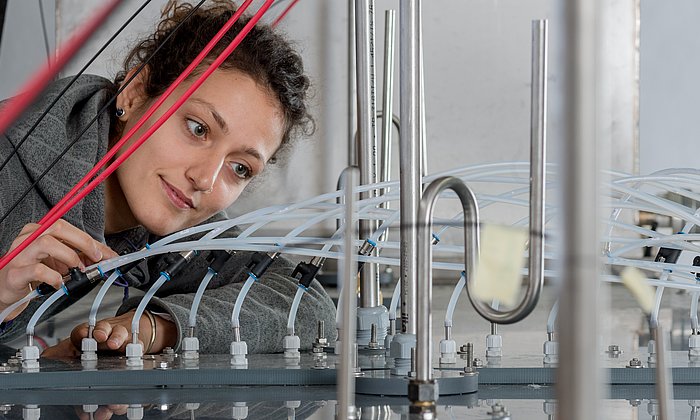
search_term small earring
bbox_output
[115,108,126,118]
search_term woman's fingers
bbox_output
[93,320,131,351]
[16,219,117,263]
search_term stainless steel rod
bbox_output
[355,0,380,307]
[654,325,675,420]
[464,19,548,325]
[337,167,359,420]
[348,0,357,166]
[557,1,601,418]
[416,176,479,382]
[378,10,396,245]
[398,0,421,335]
[381,10,396,186]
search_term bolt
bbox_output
[466,343,474,368]
[627,358,643,368]
[314,320,328,348]
[368,324,379,349]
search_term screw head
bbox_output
[627,357,643,368]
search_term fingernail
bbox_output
[94,249,103,261]
[78,262,86,271]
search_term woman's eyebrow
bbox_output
[189,98,229,134]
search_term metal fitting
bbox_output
[606,344,622,357]
[408,380,439,405]
[367,324,380,349]
[627,357,643,368]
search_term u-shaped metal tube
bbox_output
[463,19,547,325]
[415,176,480,382]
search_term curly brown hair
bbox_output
[115,0,313,153]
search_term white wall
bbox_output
[639,0,700,175]
[0,0,55,99]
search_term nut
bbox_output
[407,380,439,404]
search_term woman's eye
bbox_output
[231,163,251,179]
[186,119,208,138]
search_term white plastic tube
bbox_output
[388,279,401,321]
[651,272,671,329]
[231,274,256,329]
[189,268,217,329]
[691,292,699,331]
[89,270,122,329]
[444,272,466,328]
[26,289,64,336]
[0,289,39,325]
[286,286,305,335]
[131,273,168,339]
[547,300,559,334]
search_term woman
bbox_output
[0,1,336,355]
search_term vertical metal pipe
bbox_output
[355,0,380,307]
[378,10,396,246]
[418,13,427,177]
[348,0,357,166]
[654,324,675,420]
[528,19,547,321]
[398,0,421,335]
[381,10,395,186]
[338,167,359,420]
[557,1,601,419]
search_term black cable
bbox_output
[38,0,52,64]
[0,0,207,226]
[0,0,154,175]
[0,0,7,55]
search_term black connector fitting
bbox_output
[655,247,682,265]
[246,251,279,279]
[693,256,700,280]
[206,249,235,273]
[162,250,199,279]
[291,256,326,288]
[36,266,102,298]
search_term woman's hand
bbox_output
[67,310,177,354]
[0,219,116,319]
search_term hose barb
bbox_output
[246,251,280,279]
[356,239,377,272]
[291,256,326,288]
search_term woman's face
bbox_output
[107,69,284,236]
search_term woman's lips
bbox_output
[160,178,194,209]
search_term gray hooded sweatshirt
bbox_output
[0,75,336,353]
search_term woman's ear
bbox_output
[115,66,149,117]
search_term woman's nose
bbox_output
[186,158,224,193]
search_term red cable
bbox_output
[40,0,254,225]
[0,0,275,272]
[271,0,301,28]
[0,0,122,137]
